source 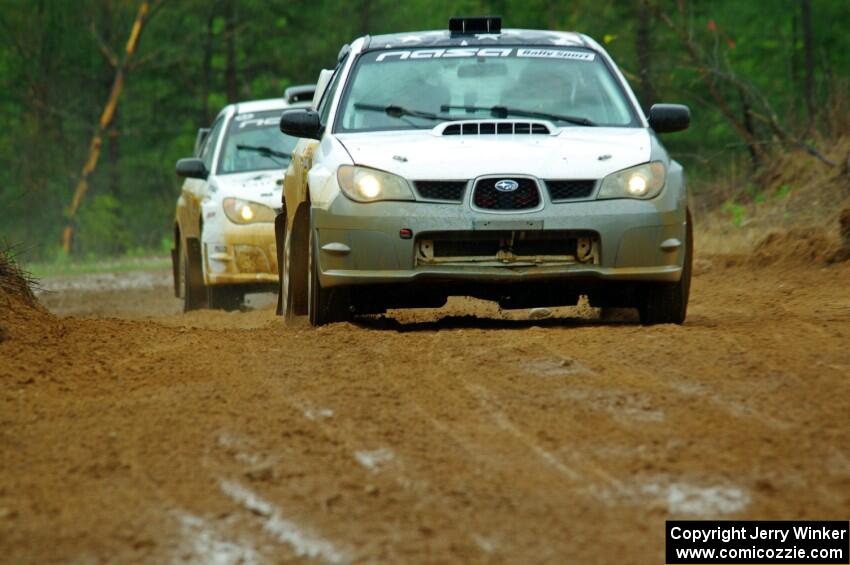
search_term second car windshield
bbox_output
[218,110,299,174]
[336,46,637,132]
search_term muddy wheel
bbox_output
[180,237,207,312]
[208,285,244,311]
[638,210,693,325]
[279,205,310,320]
[307,220,350,327]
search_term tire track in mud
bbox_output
[265,338,499,562]
[165,332,501,563]
[418,330,767,521]
[295,329,624,560]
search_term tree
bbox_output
[224,0,238,103]
[634,0,655,113]
[61,1,159,254]
[800,0,815,130]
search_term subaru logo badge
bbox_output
[494,179,519,192]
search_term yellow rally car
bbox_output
[171,86,314,311]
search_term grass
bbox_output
[26,255,171,278]
[1,246,38,304]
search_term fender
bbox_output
[283,138,320,232]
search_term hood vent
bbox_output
[439,121,553,136]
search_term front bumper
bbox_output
[313,187,687,289]
[204,222,278,286]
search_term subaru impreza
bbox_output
[276,17,692,325]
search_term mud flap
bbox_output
[290,205,310,316]
[184,237,207,310]
[171,246,180,298]
[275,212,286,315]
[279,204,310,319]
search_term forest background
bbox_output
[1,0,848,261]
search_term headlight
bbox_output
[223,198,276,224]
[597,162,666,200]
[337,165,414,203]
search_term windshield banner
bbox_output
[374,48,596,63]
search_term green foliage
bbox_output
[0,0,847,260]
[76,194,132,256]
[775,184,793,200]
[723,201,748,228]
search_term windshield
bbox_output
[218,110,299,174]
[336,47,638,132]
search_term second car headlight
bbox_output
[337,165,414,203]
[223,198,276,224]
[597,162,666,200]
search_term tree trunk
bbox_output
[358,0,371,36]
[24,0,52,245]
[101,2,120,197]
[224,0,238,104]
[546,0,559,30]
[635,0,655,113]
[790,11,798,105]
[200,7,216,124]
[61,1,152,254]
[801,0,815,130]
[737,85,760,168]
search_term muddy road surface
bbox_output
[2,256,850,564]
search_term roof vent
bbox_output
[449,16,501,35]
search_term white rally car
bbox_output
[277,18,692,326]
[172,86,314,311]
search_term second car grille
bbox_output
[414,181,467,202]
[472,178,541,211]
[545,180,596,201]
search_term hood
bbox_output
[335,127,651,181]
[210,170,284,208]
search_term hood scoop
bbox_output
[437,120,554,137]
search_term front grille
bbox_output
[415,230,600,266]
[545,180,596,201]
[414,180,467,202]
[442,121,552,136]
[432,233,578,258]
[472,178,541,211]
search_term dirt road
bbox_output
[2,254,849,563]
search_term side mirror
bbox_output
[279,108,322,140]
[176,158,208,179]
[648,104,690,133]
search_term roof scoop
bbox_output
[449,16,501,35]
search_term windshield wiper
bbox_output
[440,105,595,126]
[353,103,454,122]
[236,144,291,161]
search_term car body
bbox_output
[172,87,314,311]
[276,18,692,326]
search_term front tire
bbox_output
[638,210,693,325]
[307,220,350,326]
